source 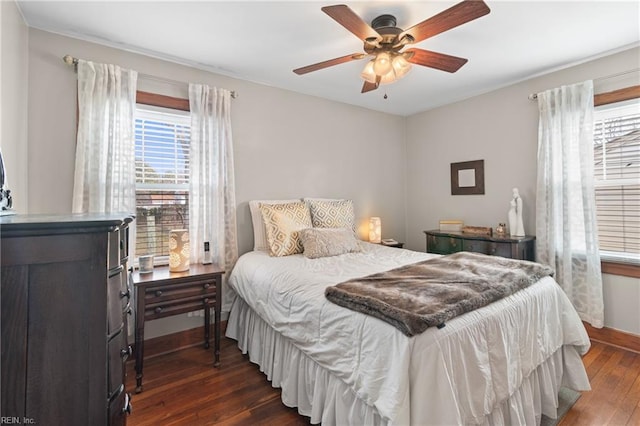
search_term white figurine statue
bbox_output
[509,187,525,237]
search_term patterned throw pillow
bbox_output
[306,199,356,232]
[249,199,300,251]
[259,202,312,257]
[299,228,362,259]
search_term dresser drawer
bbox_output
[109,386,130,426]
[463,240,513,258]
[120,226,130,264]
[107,268,125,336]
[145,296,213,320]
[144,278,217,304]
[108,331,130,400]
[426,234,463,254]
[108,228,121,270]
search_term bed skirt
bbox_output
[225,296,589,425]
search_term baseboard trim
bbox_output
[583,322,640,354]
[130,321,228,360]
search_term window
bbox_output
[135,105,191,261]
[593,96,640,265]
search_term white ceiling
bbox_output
[17,1,640,116]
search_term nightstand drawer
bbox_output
[144,278,217,304]
[145,296,213,320]
[426,234,463,254]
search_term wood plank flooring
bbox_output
[127,338,640,425]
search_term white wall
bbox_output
[26,28,407,338]
[0,1,28,212]
[405,46,640,335]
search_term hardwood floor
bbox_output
[127,338,640,425]
[126,337,309,426]
[558,341,640,426]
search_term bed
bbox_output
[224,199,591,425]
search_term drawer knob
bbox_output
[155,290,163,297]
[203,283,210,289]
[155,307,163,314]
[203,298,210,304]
[120,345,133,359]
[122,393,132,415]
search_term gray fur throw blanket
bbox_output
[325,252,554,337]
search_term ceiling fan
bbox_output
[293,1,490,93]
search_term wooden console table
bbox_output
[131,264,224,393]
[424,230,535,261]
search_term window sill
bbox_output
[601,261,640,278]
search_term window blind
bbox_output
[593,101,640,262]
[134,107,191,259]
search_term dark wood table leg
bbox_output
[214,277,221,367]
[204,300,211,349]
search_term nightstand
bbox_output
[131,263,224,393]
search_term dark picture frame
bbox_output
[451,159,485,195]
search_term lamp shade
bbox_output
[369,217,382,244]
[392,54,411,80]
[360,60,377,83]
[373,52,392,76]
[169,229,190,272]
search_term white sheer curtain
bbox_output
[72,60,137,214]
[189,83,238,311]
[536,80,604,328]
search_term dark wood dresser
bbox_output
[424,229,535,261]
[1,213,134,425]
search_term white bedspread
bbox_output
[227,243,591,424]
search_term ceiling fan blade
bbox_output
[361,78,380,93]
[401,0,490,44]
[293,53,365,75]
[322,4,381,42]
[405,48,468,73]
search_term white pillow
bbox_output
[249,199,300,251]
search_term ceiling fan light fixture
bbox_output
[373,52,392,76]
[360,60,377,83]
[391,54,411,80]
[379,68,397,85]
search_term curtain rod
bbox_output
[62,54,238,99]
[527,68,639,101]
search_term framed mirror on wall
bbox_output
[451,159,485,195]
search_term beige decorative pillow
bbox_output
[306,199,356,232]
[249,199,300,251]
[299,228,362,259]
[259,202,312,257]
